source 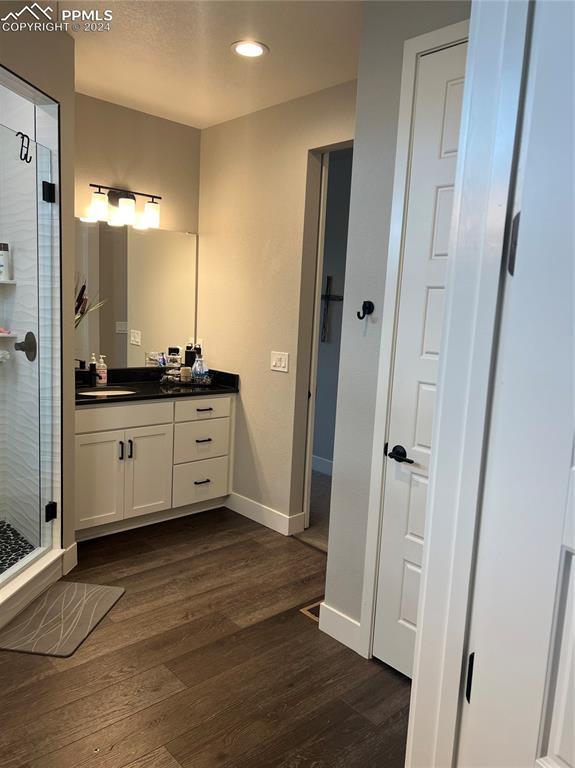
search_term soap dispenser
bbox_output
[96,354,107,387]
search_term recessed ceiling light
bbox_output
[231,40,269,58]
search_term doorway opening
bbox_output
[296,146,353,553]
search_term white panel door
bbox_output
[75,430,125,529]
[373,41,467,677]
[124,424,174,519]
[457,1,574,764]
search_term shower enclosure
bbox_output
[0,69,61,588]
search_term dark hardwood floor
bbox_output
[0,508,410,768]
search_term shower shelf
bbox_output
[0,281,16,285]
[0,333,16,339]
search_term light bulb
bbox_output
[89,190,108,221]
[118,196,136,226]
[232,40,269,58]
[144,200,160,229]
[133,211,149,230]
[107,205,124,227]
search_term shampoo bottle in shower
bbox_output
[0,244,11,282]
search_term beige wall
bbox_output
[325,1,471,623]
[198,81,356,517]
[0,24,76,549]
[75,94,201,233]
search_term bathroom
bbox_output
[1,2,570,766]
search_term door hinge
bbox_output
[465,651,475,703]
[42,181,56,203]
[507,211,521,276]
[45,501,57,522]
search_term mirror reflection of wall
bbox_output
[75,220,197,367]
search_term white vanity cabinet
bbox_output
[124,424,174,519]
[75,429,126,528]
[75,396,234,533]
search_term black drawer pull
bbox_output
[195,438,213,444]
[194,479,211,485]
[196,407,214,412]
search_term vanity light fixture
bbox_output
[143,198,161,229]
[88,186,108,222]
[133,211,149,231]
[118,195,136,226]
[231,40,269,58]
[86,185,162,230]
[107,205,124,227]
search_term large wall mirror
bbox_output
[74,220,197,368]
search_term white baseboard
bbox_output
[62,542,77,574]
[227,492,305,535]
[312,455,333,476]
[319,601,368,657]
[75,498,227,541]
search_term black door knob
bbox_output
[14,331,37,362]
[387,444,414,464]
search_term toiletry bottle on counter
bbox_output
[191,345,209,384]
[96,354,107,386]
[184,343,196,368]
[0,244,12,282]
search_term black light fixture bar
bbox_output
[89,183,162,201]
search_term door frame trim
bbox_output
[359,5,531,762]
[302,152,330,528]
[359,19,470,659]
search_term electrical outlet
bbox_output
[130,329,141,346]
[271,351,289,372]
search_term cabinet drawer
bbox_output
[175,396,231,423]
[174,418,230,464]
[76,402,174,434]
[172,456,229,507]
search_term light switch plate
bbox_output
[271,351,289,372]
[130,329,141,346]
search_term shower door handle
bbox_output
[14,331,37,362]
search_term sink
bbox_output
[77,388,136,397]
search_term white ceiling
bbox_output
[67,1,363,129]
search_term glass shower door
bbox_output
[0,122,54,583]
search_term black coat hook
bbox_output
[357,300,375,320]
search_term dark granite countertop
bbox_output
[76,367,239,406]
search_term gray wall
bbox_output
[313,148,353,467]
[325,0,471,622]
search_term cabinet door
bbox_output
[75,430,125,529]
[124,424,174,519]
